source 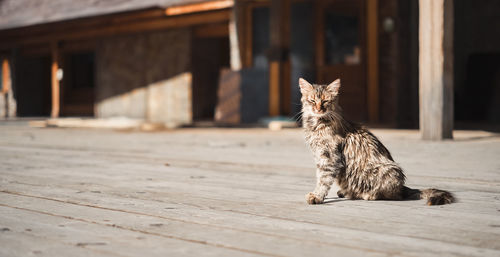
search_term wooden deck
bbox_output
[1,123,499,257]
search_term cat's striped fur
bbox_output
[300,78,454,205]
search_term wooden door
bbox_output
[315,0,367,122]
[61,52,95,116]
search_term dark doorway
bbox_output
[191,36,230,121]
[62,52,95,116]
[454,0,500,129]
[15,56,52,117]
[455,53,500,123]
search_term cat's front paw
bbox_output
[305,192,324,204]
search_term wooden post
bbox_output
[367,0,379,123]
[51,42,60,118]
[2,58,11,118]
[268,0,291,116]
[229,1,242,71]
[419,0,453,140]
[2,59,10,94]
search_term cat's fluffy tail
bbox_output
[402,186,455,205]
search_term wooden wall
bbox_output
[96,28,193,126]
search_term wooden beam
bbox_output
[367,0,379,123]
[419,0,454,140]
[51,42,60,118]
[1,1,231,41]
[0,9,166,43]
[0,10,230,50]
[165,0,233,16]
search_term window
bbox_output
[324,10,361,65]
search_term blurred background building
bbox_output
[0,0,499,133]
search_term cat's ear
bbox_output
[326,79,341,95]
[299,78,313,94]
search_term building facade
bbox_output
[1,0,499,130]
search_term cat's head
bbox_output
[299,78,341,117]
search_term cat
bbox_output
[299,78,454,205]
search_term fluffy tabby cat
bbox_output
[299,78,454,205]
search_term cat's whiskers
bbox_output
[291,111,304,123]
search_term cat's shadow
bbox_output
[322,196,422,204]
[322,197,348,204]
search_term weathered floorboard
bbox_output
[0,124,499,256]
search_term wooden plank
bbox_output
[0,206,123,257]
[0,205,259,257]
[2,188,498,257]
[4,174,500,257]
[0,227,116,257]
[0,193,390,257]
[50,42,60,118]
[366,0,379,123]
[2,136,500,195]
[0,133,498,221]
[2,147,499,198]
[165,0,233,16]
[1,168,500,257]
[419,0,454,140]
